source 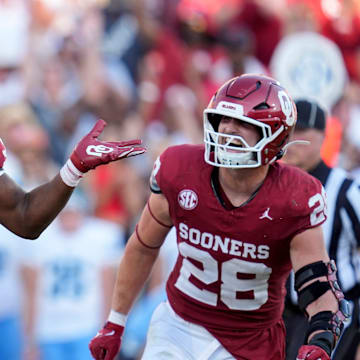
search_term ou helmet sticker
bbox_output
[178,189,198,210]
[278,90,295,126]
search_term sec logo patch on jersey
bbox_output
[178,189,198,210]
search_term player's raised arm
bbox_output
[290,226,350,360]
[0,119,146,239]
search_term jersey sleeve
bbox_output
[149,146,180,195]
[289,179,328,237]
[0,138,6,173]
[149,156,162,194]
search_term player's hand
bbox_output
[70,119,146,173]
[0,138,6,168]
[89,322,124,360]
[296,345,330,360]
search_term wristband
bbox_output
[308,331,333,356]
[60,159,84,187]
[108,310,127,327]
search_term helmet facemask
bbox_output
[204,111,284,168]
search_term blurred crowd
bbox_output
[0,0,360,359]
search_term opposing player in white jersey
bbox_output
[89,74,350,360]
[0,226,25,360]
[0,119,145,239]
[22,197,123,360]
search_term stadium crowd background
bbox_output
[0,0,360,359]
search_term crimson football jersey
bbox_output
[150,144,327,359]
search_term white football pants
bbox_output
[141,301,234,360]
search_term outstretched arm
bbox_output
[0,173,74,239]
[0,120,146,239]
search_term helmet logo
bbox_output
[178,189,198,210]
[278,90,295,126]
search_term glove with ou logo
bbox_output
[61,119,146,187]
[89,321,124,360]
[296,345,330,360]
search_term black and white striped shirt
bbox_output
[284,161,360,360]
[310,161,360,299]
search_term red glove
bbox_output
[0,138,7,168]
[70,119,146,172]
[60,119,146,187]
[89,322,124,360]
[296,345,330,360]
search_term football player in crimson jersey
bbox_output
[0,119,145,239]
[89,75,349,360]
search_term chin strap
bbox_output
[276,140,310,161]
[283,139,311,155]
[285,139,311,149]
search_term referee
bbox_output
[283,99,360,360]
